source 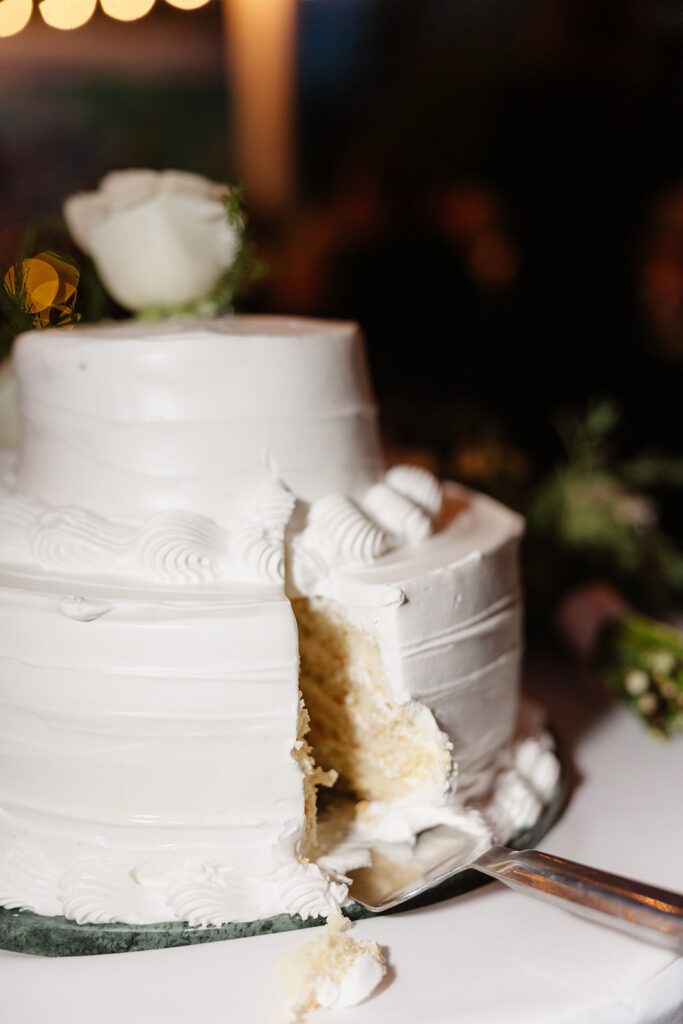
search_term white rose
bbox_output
[63,169,241,312]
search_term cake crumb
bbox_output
[277,912,387,1023]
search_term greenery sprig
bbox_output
[596,613,683,736]
[138,185,266,321]
[527,400,683,609]
[212,186,267,312]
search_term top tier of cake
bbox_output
[13,315,383,522]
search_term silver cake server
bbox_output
[348,824,683,951]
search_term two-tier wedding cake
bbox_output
[0,171,557,934]
[0,313,557,929]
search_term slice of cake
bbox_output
[278,912,386,1023]
[0,314,556,929]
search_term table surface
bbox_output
[2,657,682,1024]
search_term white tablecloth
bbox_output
[2,659,682,1024]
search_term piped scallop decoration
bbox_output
[230,524,286,584]
[31,506,133,573]
[0,846,61,917]
[228,477,294,584]
[135,510,227,583]
[362,482,432,543]
[385,464,443,519]
[59,859,158,925]
[255,477,296,533]
[308,495,389,565]
[275,862,348,920]
[165,863,272,927]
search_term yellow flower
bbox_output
[4,252,80,328]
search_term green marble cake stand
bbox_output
[0,762,566,957]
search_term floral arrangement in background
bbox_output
[444,400,683,736]
[596,612,683,736]
[523,402,683,735]
[526,401,683,611]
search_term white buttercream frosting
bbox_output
[0,477,294,585]
[60,595,111,621]
[304,495,390,565]
[59,859,170,926]
[0,314,558,930]
[13,315,383,521]
[384,463,443,518]
[275,863,349,920]
[362,481,433,542]
[312,950,385,1010]
[163,862,276,928]
[0,846,60,916]
[0,477,541,925]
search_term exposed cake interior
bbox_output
[292,696,338,858]
[292,596,453,830]
[278,911,386,1021]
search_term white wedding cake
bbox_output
[0,312,558,928]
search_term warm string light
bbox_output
[223,0,297,215]
[0,0,33,37]
[99,0,155,22]
[164,0,208,8]
[39,0,96,30]
[0,0,209,35]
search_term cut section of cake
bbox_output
[294,596,453,807]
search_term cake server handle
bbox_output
[474,845,683,951]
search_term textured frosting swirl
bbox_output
[136,512,228,583]
[362,482,433,542]
[0,466,443,588]
[308,495,390,564]
[0,477,295,586]
[385,464,443,518]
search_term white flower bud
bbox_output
[624,669,650,696]
[648,651,675,675]
[637,693,658,716]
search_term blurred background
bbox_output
[1,0,683,637]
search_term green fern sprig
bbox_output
[210,187,266,313]
[137,184,266,321]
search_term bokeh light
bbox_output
[39,0,97,30]
[0,0,32,38]
[4,254,80,328]
[164,0,210,9]
[101,0,156,22]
